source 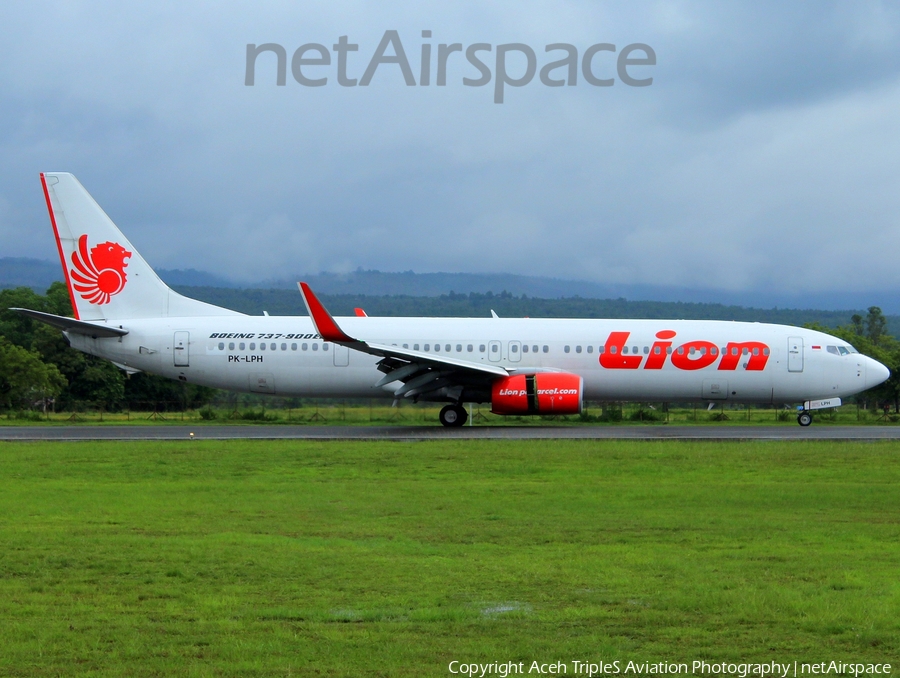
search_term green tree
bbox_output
[866,306,887,346]
[0,337,66,411]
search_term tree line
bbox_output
[1,284,897,413]
[0,283,214,412]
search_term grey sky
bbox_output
[1,1,899,299]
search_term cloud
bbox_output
[0,1,899,298]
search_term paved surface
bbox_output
[1,425,900,441]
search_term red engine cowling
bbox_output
[491,373,583,416]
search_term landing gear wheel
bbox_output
[797,411,813,427]
[439,404,468,427]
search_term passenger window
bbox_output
[533,345,538,353]
[445,344,451,352]
[239,342,245,350]
[414,344,420,350]
[752,347,759,356]
[666,347,672,354]
[424,344,430,351]
[543,345,549,353]
[260,343,266,351]
[643,346,649,355]
[689,347,695,355]
[250,342,256,350]
[456,344,462,352]
[403,344,409,349]
[742,347,749,355]
[610,346,617,354]
[598,346,605,354]
[586,346,593,353]
[434,344,440,352]
[229,342,235,351]
[622,346,628,354]
[323,343,329,351]
[653,346,660,355]
[711,347,718,356]
[467,344,474,352]
[491,345,498,353]
[302,343,308,351]
[218,342,225,350]
[763,348,770,356]
[522,345,529,353]
[564,346,570,353]
[632,346,638,354]
[731,347,738,356]
[291,343,297,350]
[511,344,518,353]
[677,347,684,355]
[281,343,287,351]
[312,343,318,351]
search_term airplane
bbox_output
[12,172,890,427]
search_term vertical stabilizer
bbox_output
[41,172,240,320]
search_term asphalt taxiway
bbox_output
[1,425,900,441]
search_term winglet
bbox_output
[354,308,368,317]
[297,282,356,343]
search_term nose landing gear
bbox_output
[797,411,812,427]
[439,404,468,427]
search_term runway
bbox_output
[1,425,900,441]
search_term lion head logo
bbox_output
[69,234,132,305]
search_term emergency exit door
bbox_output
[333,344,349,366]
[788,336,803,372]
[174,331,190,367]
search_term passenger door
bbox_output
[173,331,189,367]
[788,337,803,372]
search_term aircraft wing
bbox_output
[297,282,508,400]
[10,308,129,338]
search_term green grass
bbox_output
[0,440,898,676]
[2,402,896,426]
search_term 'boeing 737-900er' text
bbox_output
[13,173,890,427]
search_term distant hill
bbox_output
[0,258,62,290]
[262,269,900,314]
[3,257,896,329]
[171,286,900,338]
[0,258,235,291]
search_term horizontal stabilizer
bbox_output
[10,308,128,338]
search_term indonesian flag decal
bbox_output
[69,234,132,305]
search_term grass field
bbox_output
[1,440,898,676]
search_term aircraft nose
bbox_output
[866,357,890,389]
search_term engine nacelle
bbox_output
[491,373,584,416]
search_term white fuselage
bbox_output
[66,315,887,404]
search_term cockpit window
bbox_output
[838,346,850,356]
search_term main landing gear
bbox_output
[797,410,813,427]
[439,404,468,427]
